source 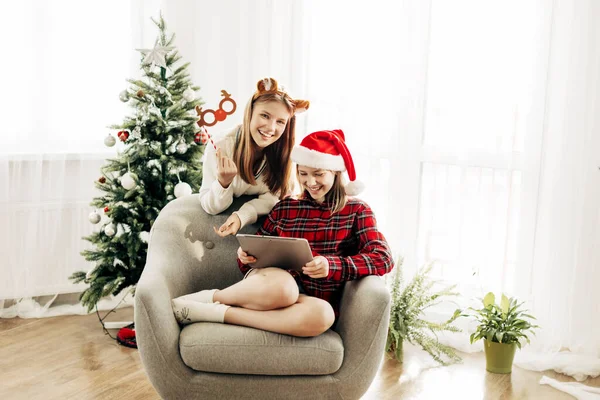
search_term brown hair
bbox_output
[233,78,309,199]
[296,170,348,214]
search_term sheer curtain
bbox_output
[517,0,600,379]
[0,0,308,317]
[302,0,600,380]
[3,0,599,380]
[0,0,138,317]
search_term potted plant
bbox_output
[386,258,463,365]
[467,292,539,374]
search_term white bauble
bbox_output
[140,231,150,243]
[120,172,138,190]
[176,142,188,154]
[104,224,116,237]
[174,182,193,198]
[88,211,101,224]
[104,134,116,147]
[119,90,130,102]
[182,87,195,102]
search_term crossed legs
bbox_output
[172,267,335,337]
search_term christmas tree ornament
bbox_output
[197,127,216,149]
[136,44,174,69]
[140,231,150,243]
[137,89,145,98]
[104,206,110,213]
[104,134,116,147]
[119,90,130,102]
[118,130,130,142]
[176,140,188,154]
[120,172,138,190]
[104,224,116,237]
[88,211,101,224]
[174,181,192,198]
[182,87,195,102]
[98,176,106,183]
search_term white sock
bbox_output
[176,289,217,303]
[172,298,230,325]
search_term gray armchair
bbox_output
[135,194,391,400]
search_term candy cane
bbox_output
[199,127,217,150]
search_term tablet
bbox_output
[236,234,313,272]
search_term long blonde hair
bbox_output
[297,170,348,214]
[233,78,309,200]
[233,94,295,199]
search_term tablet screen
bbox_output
[236,234,313,271]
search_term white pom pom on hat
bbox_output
[291,129,364,195]
[345,180,365,196]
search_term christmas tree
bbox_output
[70,15,206,312]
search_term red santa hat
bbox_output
[291,129,364,195]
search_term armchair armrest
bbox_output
[135,268,195,386]
[333,275,391,394]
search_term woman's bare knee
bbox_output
[293,297,335,337]
[247,268,299,309]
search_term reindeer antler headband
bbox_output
[254,77,310,114]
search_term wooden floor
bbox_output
[1,307,598,400]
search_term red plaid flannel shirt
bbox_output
[237,195,394,312]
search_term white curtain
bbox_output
[302,0,600,380]
[514,0,600,381]
[0,0,308,317]
[3,0,599,381]
[521,0,600,371]
[0,0,136,317]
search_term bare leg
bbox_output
[213,267,299,310]
[224,294,335,337]
[172,267,335,336]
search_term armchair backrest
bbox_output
[145,194,263,297]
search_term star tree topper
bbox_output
[136,44,174,69]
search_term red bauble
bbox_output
[104,206,110,213]
[215,109,226,121]
[118,130,129,142]
[99,176,106,183]
[195,130,209,144]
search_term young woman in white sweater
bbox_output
[199,77,309,237]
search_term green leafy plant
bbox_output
[467,292,539,348]
[386,258,463,365]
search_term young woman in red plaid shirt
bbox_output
[173,129,394,337]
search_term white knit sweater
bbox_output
[198,126,279,228]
